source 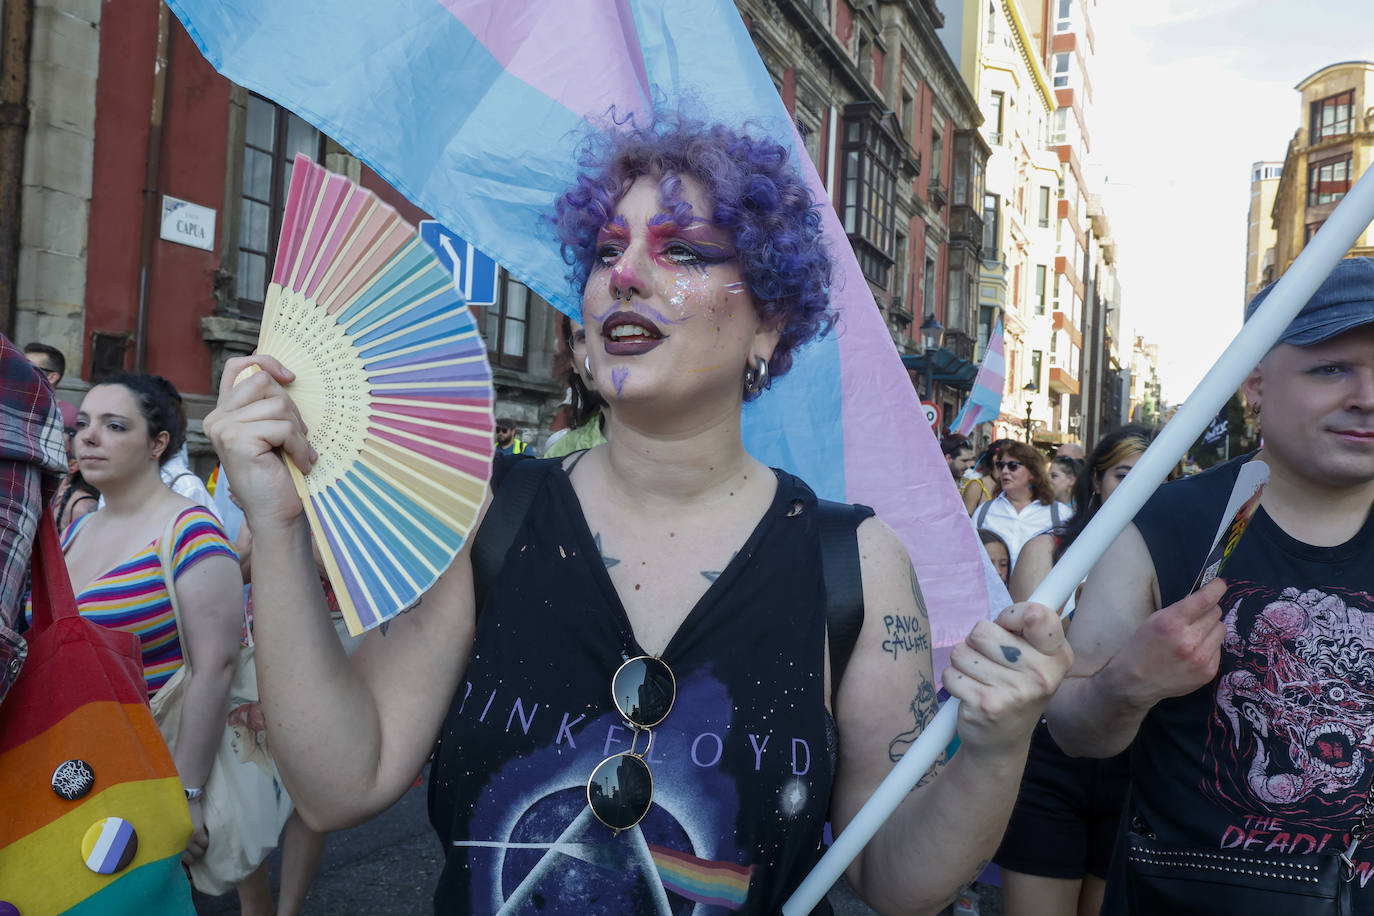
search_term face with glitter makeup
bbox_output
[583,175,779,407]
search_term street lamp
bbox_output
[919,313,944,401]
[1022,380,1038,443]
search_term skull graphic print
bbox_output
[1208,585,1374,821]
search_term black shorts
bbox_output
[993,720,1131,880]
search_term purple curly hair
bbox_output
[552,116,833,390]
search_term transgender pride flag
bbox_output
[165,0,997,652]
[950,318,1006,436]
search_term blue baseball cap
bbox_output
[1245,256,1374,346]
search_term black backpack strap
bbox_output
[813,499,872,710]
[470,457,557,616]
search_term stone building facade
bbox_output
[1244,161,1282,304]
[1268,61,1374,283]
[4,0,563,466]
[939,0,1064,446]
[738,0,990,428]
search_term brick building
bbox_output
[739,0,991,428]
[4,0,562,464]
[4,0,992,460]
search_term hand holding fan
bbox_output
[249,155,494,635]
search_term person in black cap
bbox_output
[1044,256,1374,913]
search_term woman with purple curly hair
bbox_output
[209,116,1069,915]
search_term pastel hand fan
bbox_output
[251,154,494,635]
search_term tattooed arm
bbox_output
[830,517,1071,915]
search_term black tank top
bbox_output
[1103,456,1374,912]
[428,461,867,914]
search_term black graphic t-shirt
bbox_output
[1102,455,1374,912]
[429,461,857,914]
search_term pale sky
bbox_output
[1088,0,1374,403]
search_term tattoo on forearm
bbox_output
[1000,645,1022,663]
[888,674,939,763]
[593,532,619,569]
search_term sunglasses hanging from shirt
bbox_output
[586,656,677,834]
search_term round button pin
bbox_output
[80,817,138,874]
[51,759,94,800]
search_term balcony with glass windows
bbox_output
[949,204,984,249]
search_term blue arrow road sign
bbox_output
[417,220,499,306]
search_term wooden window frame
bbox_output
[1307,153,1352,206]
[840,103,900,287]
[237,93,325,318]
[1310,90,1354,142]
[484,268,531,371]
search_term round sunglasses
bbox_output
[586,655,676,834]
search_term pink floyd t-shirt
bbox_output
[1105,455,1374,913]
[428,463,858,914]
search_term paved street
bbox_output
[190,772,1002,915]
[192,779,442,916]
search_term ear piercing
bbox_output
[743,355,770,396]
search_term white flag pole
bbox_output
[784,166,1374,915]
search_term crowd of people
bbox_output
[2,114,1372,916]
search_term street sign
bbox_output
[417,220,500,306]
[921,401,940,429]
[160,196,216,251]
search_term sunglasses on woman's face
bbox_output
[995,460,1024,472]
[586,655,676,834]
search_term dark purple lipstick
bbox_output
[602,310,666,355]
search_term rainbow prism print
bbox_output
[647,843,755,910]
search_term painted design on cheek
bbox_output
[725,281,746,295]
[611,366,629,396]
[669,275,694,318]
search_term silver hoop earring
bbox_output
[584,355,593,380]
[743,356,770,396]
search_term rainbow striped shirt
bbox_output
[57,507,237,694]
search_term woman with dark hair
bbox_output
[972,440,1069,566]
[208,117,1070,914]
[961,438,1013,514]
[545,313,609,458]
[993,426,1153,916]
[55,373,244,877]
[977,528,1011,584]
[1048,456,1083,509]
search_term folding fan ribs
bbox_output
[254,155,494,634]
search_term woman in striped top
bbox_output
[63,374,244,878]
